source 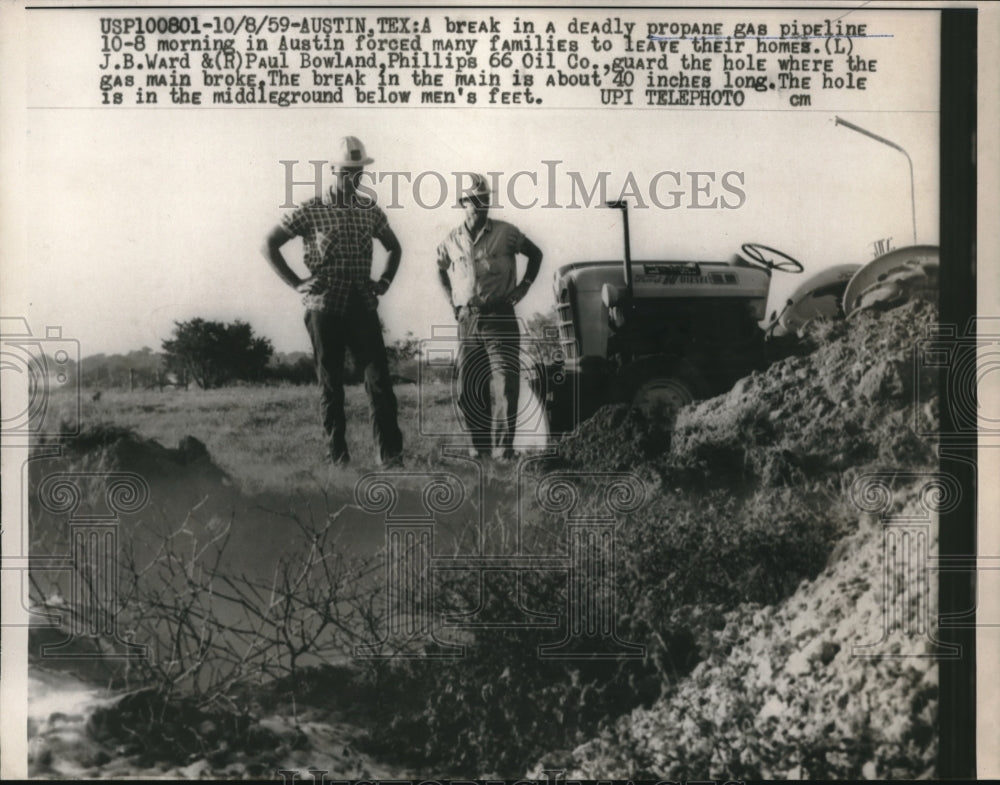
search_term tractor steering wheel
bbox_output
[740,243,804,274]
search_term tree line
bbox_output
[76,313,561,390]
[78,318,421,390]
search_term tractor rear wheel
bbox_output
[631,375,696,420]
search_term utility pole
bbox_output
[835,116,917,246]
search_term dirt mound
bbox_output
[52,424,231,487]
[668,299,938,485]
[528,298,943,778]
[29,426,236,537]
[558,299,938,483]
[546,480,938,779]
[555,404,673,472]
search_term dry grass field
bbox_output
[42,379,494,495]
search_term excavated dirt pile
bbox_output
[560,298,939,485]
[537,298,945,779]
[555,482,939,779]
[555,403,673,473]
[37,425,233,495]
[667,299,938,486]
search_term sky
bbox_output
[4,6,940,358]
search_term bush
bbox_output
[620,484,846,615]
[162,318,273,389]
[351,478,848,775]
[362,572,664,775]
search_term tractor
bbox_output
[544,200,804,433]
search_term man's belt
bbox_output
[461,301,515,316]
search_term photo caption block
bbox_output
[27,9,937,112]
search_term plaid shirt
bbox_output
[281,190,390,314]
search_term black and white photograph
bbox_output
[0,1,993,780]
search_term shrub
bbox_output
[351,478,848,775]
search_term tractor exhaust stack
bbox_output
[606,200,634,301]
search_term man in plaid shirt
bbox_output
[263,136,403,466]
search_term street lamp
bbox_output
[835,116,917,246]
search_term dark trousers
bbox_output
[456,306,520,457]
[304,294,402,465]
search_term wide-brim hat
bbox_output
[332,135,374,167]
[459,172,491,203]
